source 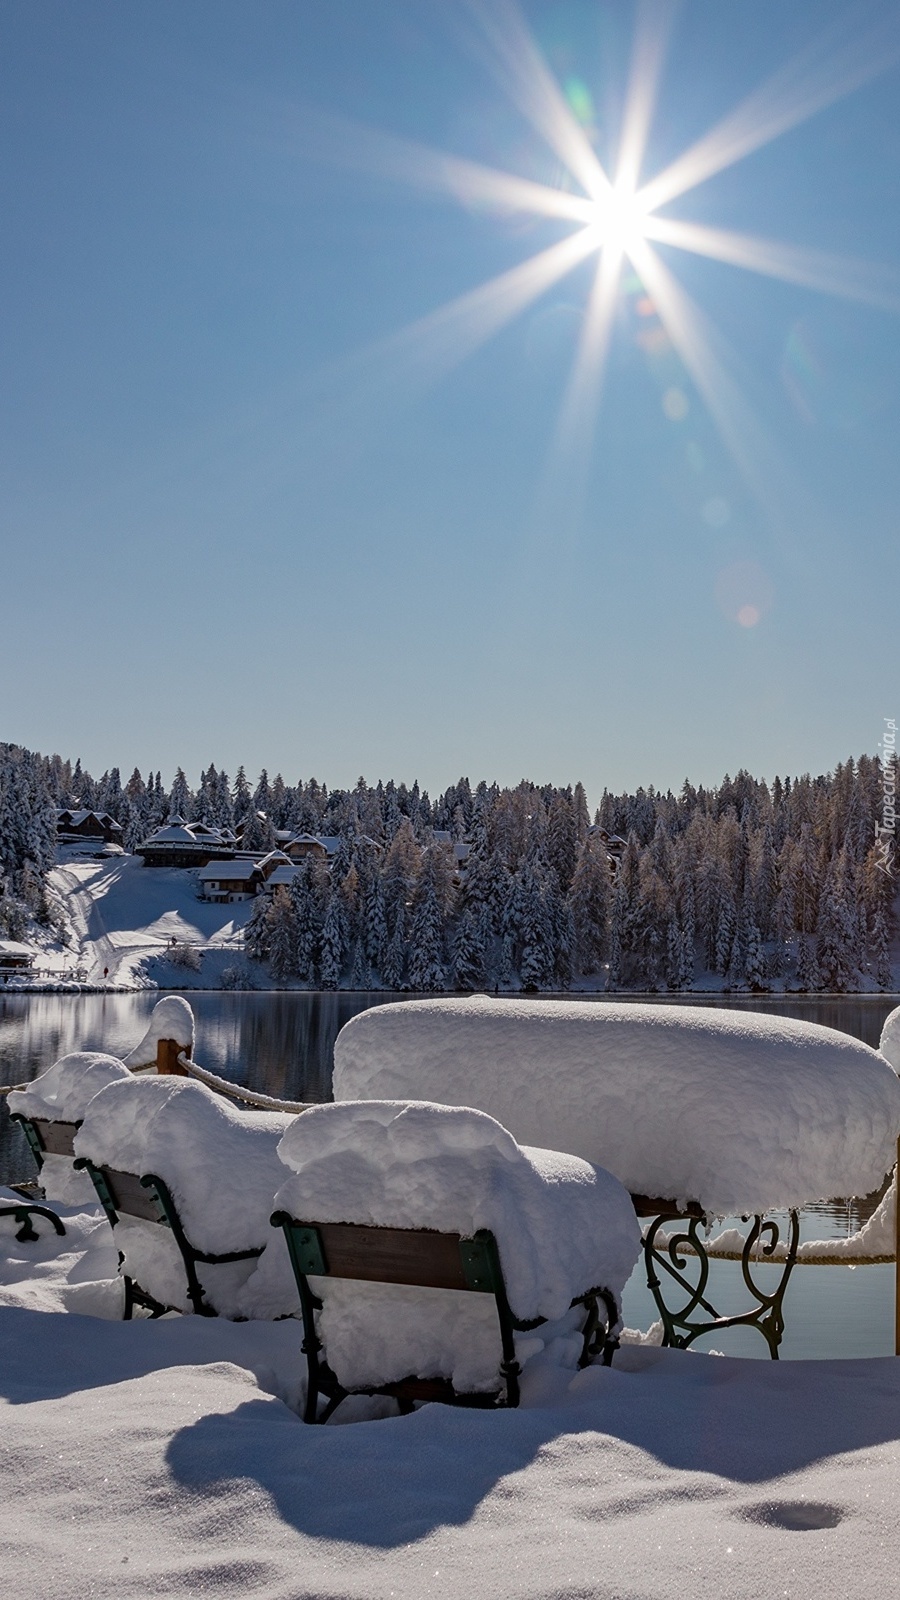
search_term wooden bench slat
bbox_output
[630,1193,704,1220]
[313,1221,471,1291]
[102,1167,165,1224]
[30,1119,80,1158]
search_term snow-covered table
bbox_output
[334,997,900,1356]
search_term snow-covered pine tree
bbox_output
[815,851,857,992]
[266,888,298,983]
[408,876,446,991]
[169,768,191,820]
[451,906,487,991]
[743,916,767,991]
[382,904,407,990]
[568,833,611,977]
[546,793,577,894]
[319,890,347,989]
[244,893,271,961]
[870,908,893,991]
[241,808,276,853]
[290,860,323,985]
[232,767,252,828]
[349,937,371,991]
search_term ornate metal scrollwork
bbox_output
[642,1207,800,1359]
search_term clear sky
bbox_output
[3,0,899,808]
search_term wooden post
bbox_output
[156,1037,191,1077]
[895,1136,900,1358]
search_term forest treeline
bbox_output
[1,743,896,992]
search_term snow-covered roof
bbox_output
[0,939,35,959]
[265,865,299,886]
[334,997,900,1216]
[198,860,260,881]
[257,850,291,869]
[57,809,121,829]
[142,820,227,847]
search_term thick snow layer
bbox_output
[334,997,900,1215]
[697,1181,898,1264]
[880,1004,900,1072]
[74,1077,295,1316]
[2,1301,900,1600]
[243,1099,640,1393]
[8,1051,134,1205]
[274,1099,640,1319]
[0,1191,123,1316]
[123,995,195,1065]
[8,1050,131,1123]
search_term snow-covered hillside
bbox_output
[43,854,252,988]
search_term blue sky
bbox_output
[3,0,899,808]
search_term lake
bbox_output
[2,989,897,1359]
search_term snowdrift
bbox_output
[334,997,900,1216]
[244,1098,640,1392]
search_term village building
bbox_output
[281,833,333,863]
[136,817,236,869]
[198,851,290,901]
[197,861,263,902]
[56,810,124,846]
[0,940,36,976]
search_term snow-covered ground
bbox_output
[4,1016,900,1599]
[2,1204,900,1600]
[38,852,253,987]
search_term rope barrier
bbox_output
[176,1052,313,1115]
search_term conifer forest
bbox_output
[1,741,896,993]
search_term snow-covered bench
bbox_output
[73,1076,295,1318]
[333,997,900,1356]
[8,1051,135,1206]
[264,1099,642,1420]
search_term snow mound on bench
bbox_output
[274,1099,640,1320]
[334,998,900,1216]
[8,1053,133,1205]
[8,1052,131,1124]
[880,1005,900,1073]
[243,1099,641,1394]
[123,996,195,1067]
[74,1077,295,1316]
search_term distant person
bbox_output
[103,966,109,980]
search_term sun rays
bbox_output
[301,0,900,505]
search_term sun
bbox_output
[308,0,900,507]
[587,182,652,258]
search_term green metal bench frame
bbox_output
[74,1157,265,1319]
[632,1194,800,1359]
[6,1112,77,1242]
[271,1211,619,1423]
